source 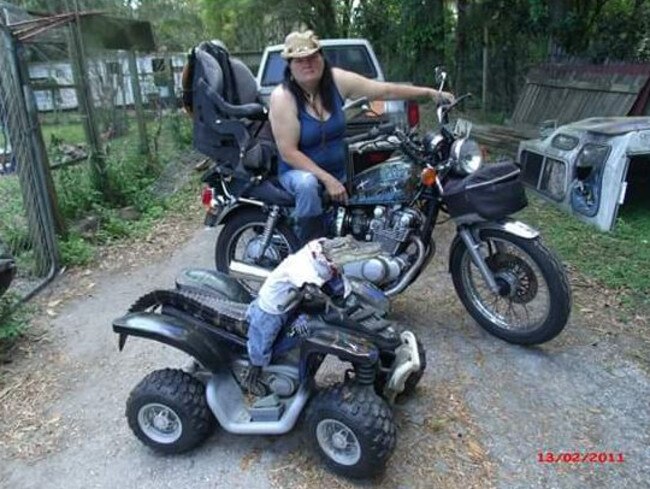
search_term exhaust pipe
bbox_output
[230,260,271,282]
[384,236,426,298]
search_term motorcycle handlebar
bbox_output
[345,122,397,145]
[437,93,473,122]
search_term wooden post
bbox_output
[67,21,107,193]
[127,50,149,155]
[482,24,489,114]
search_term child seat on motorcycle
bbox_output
[188,41,276,176]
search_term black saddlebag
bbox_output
[444,162,527,220]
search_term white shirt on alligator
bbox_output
[257,240,343,315]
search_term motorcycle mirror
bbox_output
[434,66,447,89]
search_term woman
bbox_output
[270,30,454,245]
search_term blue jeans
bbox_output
[246,299,290,367]
[279,170,323,219]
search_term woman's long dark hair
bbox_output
[283,52,336,113]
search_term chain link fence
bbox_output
[0,25,60,305]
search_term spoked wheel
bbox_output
[215,208,300,291]
[126,369,216,454]
[307,383,396,479]
[450,229,571,345]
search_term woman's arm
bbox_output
[333,67,454,104]
[269,86,347,202]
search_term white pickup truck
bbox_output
[256,38,419,135]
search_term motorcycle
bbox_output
[113,266,424,479]
[0,237,16,298]
[200,69,571,346]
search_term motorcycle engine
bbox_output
[336,205,424,286]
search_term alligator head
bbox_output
[319,235,381,269]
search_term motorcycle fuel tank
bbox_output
[348,157,419,206]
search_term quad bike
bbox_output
[113,267,425,479]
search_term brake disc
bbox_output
[486,253,538,304]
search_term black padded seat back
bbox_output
[191,45,239,166]
[190,41,277,176]
[230,57,258,105]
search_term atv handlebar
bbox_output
[275,284,324,313]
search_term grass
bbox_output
[519,194,650,312]
[40,121,86,146]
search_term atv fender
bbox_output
[113,312,235,371]
[300,325,379,379]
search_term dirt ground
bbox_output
[0,204,648,489]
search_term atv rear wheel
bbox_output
[126,369,216,454]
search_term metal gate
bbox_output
[0,25,59,304]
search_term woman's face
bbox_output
[289,52,324,87]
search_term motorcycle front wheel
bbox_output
[215,208,300,287]
[449,229,571,345]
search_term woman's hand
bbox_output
[431,89,455,105]
[322,175,348,203]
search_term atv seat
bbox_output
[176,268,253,304]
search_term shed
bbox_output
[512,63,650,127]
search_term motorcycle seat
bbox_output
[240,179,295,207]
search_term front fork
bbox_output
[457,226,501,294]
[455,220,540,295]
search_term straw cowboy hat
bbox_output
[281,30,322,59]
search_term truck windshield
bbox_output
[260,46,378,86]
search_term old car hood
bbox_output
[566,117,650,136]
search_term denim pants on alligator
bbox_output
[246,299,291,367]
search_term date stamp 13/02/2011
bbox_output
[538,452,625,464]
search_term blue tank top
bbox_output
[278,85,347,181]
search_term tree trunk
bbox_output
[482,24,488,114]
[454,0,470,97]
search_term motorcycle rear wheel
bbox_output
[215,208,300,287]
[450,229,571,345]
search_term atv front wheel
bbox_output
[126,368,216,454]
[306,383,396,478]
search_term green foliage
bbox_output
[0,292,30,342]
[41,122,86,146]
[0,176,30,254]
[58,233,95,267]
[519,195,650,312]
[53,165,103,220]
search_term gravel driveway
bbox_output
[1,220,647,489]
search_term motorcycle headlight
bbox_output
[451,138,483,175]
